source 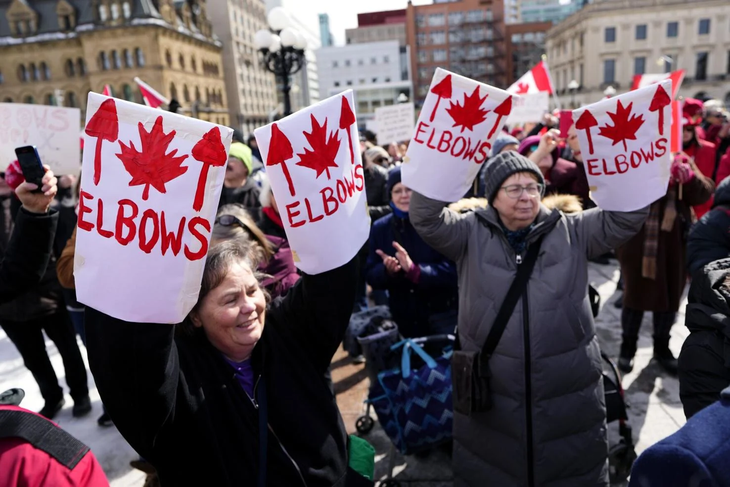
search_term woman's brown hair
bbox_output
[212,204,274,262]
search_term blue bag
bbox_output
[368,338,453,455]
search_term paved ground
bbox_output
[0,259,688,486]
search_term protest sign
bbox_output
[375,103,415,145]
[74,93,232,323]
[254,90,370,275]
[0,103,81,175]
[572,80,672,212]
[506,92,549,125]
[402,68,515,202]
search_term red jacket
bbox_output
[687,140,718,219]
[0,405,109,487]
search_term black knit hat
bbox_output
[484,151,545,203]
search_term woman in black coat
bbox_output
[85,241,371,486]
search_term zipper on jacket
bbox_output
[522,289,535,487]
[268,423,308,487]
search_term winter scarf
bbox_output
[642,185,677,279]
[500,222,535,254]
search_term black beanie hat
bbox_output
[387,166,402,197]
[484,151,545,203]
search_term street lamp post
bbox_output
[567,79,579,108]
[255,7,307,117]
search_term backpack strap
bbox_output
[0,409,90,470]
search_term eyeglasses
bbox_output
[501,183,544,199]
[216,214,246,228]
[373,157,389,164]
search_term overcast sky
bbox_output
[282,0,433,46]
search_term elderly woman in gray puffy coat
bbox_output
[410,151,649,487]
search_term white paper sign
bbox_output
[572,80,672,211]
[0,103,81,175]
[375,103,415,145]
[254,91,370,275]
[75,93,232,323]
[506,92,549,125]
[402,68,516,202]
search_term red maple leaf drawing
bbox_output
[515,82,530,94]
[116,116,189,200]
[597,100,645,152]
[295,114,340,180]
[446,87,490,133]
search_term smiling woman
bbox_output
[84,240,372,486]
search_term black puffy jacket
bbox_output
[687,178,730,275]
[679,258,730,418]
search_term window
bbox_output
[634,56,646,75]
[99,52,109,70]
[191,57,197,72]
[112,50,121,69]
[417,33,427,46]
[30,63,39,81]
[344,60,350,67]
[372,77,378,83]
[433,49,447,62]
[430,30,446,45]
[0,71,3,84]
[384,77,391,82]
[183,85,190,102]
[40,62,50,80]
[99,5,108,21]
[65,59,75,77]
[663,54,676,73]
[357,59,363,66]
[123,84,133,101]
[635,24,647,40]
[123,2,131,19]
[124,49,133,68]
[667,21,678,38]
[603,59,615,84]
[696,52,708,81]
[66,92,77,108]
[166,50,172,67]
[170,83,178,100]
[333,81,340,87]
[416,15,426,28]
[383,55,389,63]
[77,58,86,76]
[179,54,186,70]
[135,48,145,67]
[699,19,710,35]
[371,57,376,65]
[346,80,352,86]
[428,14,445,27]
[111,3,120,20]
[332,60,338,68]
[605,27,616,43]
[418,50,429,64]
[45,93,56,106]
[448,12,463,25]
[24,95,34,104]
[359,78,365,85]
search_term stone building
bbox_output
[547,0,730,107]
[208,0,277,136]
[0,0,229,125]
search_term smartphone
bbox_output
[14,145,45,189]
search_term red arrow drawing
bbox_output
[191,127,228,212]
[648,84,671,136]
[575,110,598,155]
[339,96,356,165]
[266,123,296,197]
[487,96,512,139]
[429,74,453,122]
[84,98,119,185]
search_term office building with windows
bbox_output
[547,0,730,107]
[319,13,333,47]
[316,40,412,125]
[346,9,407,46]
[505,0,586,25]
[0,0,228,124]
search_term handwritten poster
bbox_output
[572,80,672,211]
[0,103,81,175]
[254,90,370,275]
[375,103,415,145]
[74,93,233,323]
[506,92,549,125]
[402,68,515,202]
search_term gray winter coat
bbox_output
[410,192,648,487]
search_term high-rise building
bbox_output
[547,0,730,107]
[317,40,412,125]
[319,13,333,47]
[505,0,586,25]
[0,0,229,125]
[208,0,278,136]
[406,0,508,107]
[346,9,407,46]
[506,22,552,85]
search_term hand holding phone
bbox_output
[15,167,58,214]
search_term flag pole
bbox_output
[542,55,562,111]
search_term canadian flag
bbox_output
[134,77,169,109]
[507,60,555,95]
[101,85,112,97]
[631,69,685,99]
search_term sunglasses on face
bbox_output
[373,157,389,164]
[216,214,246,228]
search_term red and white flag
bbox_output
[631,69,685,99]
[102,85,112,97]
[134,77,169,109]
[507,60,554,95]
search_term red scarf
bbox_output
[263,207,283,228]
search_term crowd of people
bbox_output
[2,95,730,486]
